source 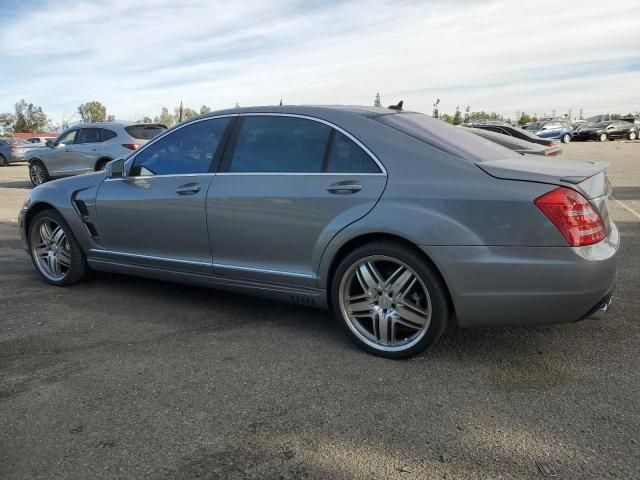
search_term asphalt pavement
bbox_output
[1,142,639,479]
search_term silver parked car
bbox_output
[0,137,30,165]
[18,106,618,358]
[26,122,166,186]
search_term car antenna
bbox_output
[388,100,403,111]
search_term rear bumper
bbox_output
[422,223,619,328]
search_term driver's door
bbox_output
[46,129,80,176]
[95,117,231,274]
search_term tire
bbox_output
[561,133,571,143]
[0,154,7,167]
[28,209,89,286]
[599,133,608,142]
[331,241,450,358]
[629,131,637,141]
[29,161,49,186]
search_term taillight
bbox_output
[534,187,606,247]
[122,143,140,150]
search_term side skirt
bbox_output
[87,257,328,309]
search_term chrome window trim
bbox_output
[125,111,387,177]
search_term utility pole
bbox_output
[374,93,381,107]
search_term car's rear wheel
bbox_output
[0,154,7,167]
[561,133,571,143]
[28,210,89,286]
[29,161,49,186]
[629,131,637,140]
[599,133,608,142]
[331,241,449,358]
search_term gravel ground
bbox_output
[1,142,639,479]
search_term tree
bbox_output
[0,112,16,133]
[432,98,440,119]
[468,111,502,122]
[174,104,197,122]
[106,114,116,122]
[200,105,211,115]
[155,107,175,127]
[464,106,470,123]
[78,101,107,123]
[374,93,382,108]
[142,116,152,123]
[452,105,462,125]
[440,113,454,124]
[518,112,533,125]
[13,99,49,133]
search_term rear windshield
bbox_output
[376,113,520,163]
[125,125,167,140]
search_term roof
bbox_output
[195,104,411,121]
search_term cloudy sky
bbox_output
[1,0,638,125]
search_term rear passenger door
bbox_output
[206,114,387,288]
[74,128,103,172]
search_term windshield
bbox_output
[593,122,611,128]
[375,113,521,163]
[525,123,542,131]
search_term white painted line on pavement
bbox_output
[611,196,640,219]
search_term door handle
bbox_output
[327,181,363,194]
[175,183,201,195]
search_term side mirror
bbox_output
[106,158,125,179]
[45,140,54,147]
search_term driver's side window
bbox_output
[56,130,77,145]
[130,118,230,177]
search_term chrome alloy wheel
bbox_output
[339,255,432,352]
[30,163,45,185]
[31,218,72,281]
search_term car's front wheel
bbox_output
[561,133,571,143]
[28,209,89,286]
[629,131,637,141]
[599,133,608,142]
[0,154,7,167]
[29,161,49,186]
[331,241,450,358]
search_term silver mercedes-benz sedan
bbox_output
[18,105,618,358]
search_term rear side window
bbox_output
[377,113,520,163]
[77,128,101,144]
[326,131,380,173]
[102,129,117,141]
[227,116,331,173]
[130,118,229,176]
[125,125,167,140]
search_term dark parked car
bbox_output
[19,105,618,358]
[466,127,562,156]
[574,121,638,142]
[466,123,560,147]
[525,121,573,143]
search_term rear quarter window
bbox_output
[125,125,167,140]
[377,113,521,163]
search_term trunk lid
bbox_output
[478,155,613,229]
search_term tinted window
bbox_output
[327,131,379,173]
[130,118,229,176]
[102,129,117,141]
[57,130,77,145]
[377,113,520,163]
[125,125,167,140]
[77,128,101,144]
[228,116,331,173]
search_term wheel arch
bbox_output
[94,156,113,171]
[24,201,60,240]
[322,231,456,320]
